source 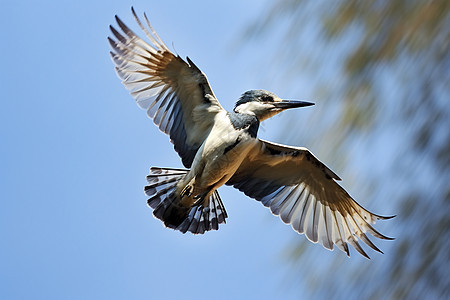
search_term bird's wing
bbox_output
[108,8,224,167]
[227,139,394,258]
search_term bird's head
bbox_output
[233,90,314,121]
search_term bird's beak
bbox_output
[272,100,315,110]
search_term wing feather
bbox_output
[109,8,223,167]
[227,139,394,258]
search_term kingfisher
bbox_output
[108,8,394,258]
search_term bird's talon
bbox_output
[180,185,192,198]
[192,195,205,206]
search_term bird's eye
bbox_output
[261,95,273,102]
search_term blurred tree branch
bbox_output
[244,0,449,298]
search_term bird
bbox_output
[108,7,394,258]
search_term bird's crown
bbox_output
[235,90,278,108]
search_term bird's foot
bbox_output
[192,192,206,206]
[180,177,196,198]
[180,185,192,198]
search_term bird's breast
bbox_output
[190,111,258,189]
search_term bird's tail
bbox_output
[145,167,228,234]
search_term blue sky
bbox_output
[0,1,320,299]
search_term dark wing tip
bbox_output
[131,6,138,19]
[343,243,350,257]
[115,14,130,34]
[358,247,371,259]
[186,56,201,72]
[383,214,397,220]
[107,37,117,50]
[359,248,371,259]
[372,213,396,221]
[107,36,114,45]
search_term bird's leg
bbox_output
[192,185,214,206]
[192,192,207,206]
[180,177,196,198]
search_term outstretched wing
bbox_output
[227,139,394,258]
[108,8,223,167]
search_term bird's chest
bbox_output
[192,113,256,186]
[202,119,251,164]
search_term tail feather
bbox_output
[145,167,227,234]
[145,167,186,209]
[176,190,228,234]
